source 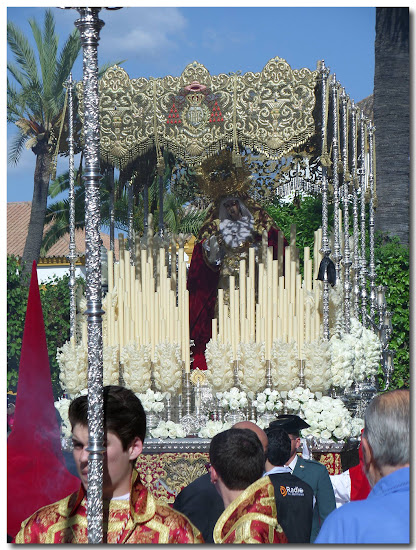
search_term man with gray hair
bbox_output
[315,389,409,544]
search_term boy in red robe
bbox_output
[15,386,203,544]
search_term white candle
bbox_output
[298,288,304,359]
[285,246,291,291]
[218,289,224,344]
[278,230,284,277]
[184,290,190,372]
[212,318,217,343]
[107,250,114,291]
[229,276,236,359]
[249,247,255,283]
[239,260,246,325]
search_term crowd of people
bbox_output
[12,385,410,544]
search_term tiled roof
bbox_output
[7,202,120,261]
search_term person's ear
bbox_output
[128,437,143,461]
[210,465,219,485]
[361,436,372,470]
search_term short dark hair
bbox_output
[209,428,264,490]
[265,426,291,467]
[68,385,146,450]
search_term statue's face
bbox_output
[224,199,242,221]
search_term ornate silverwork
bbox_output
[330,75,342,283]
[367,124,377,323]
[318,60,331,340]
[340,88,352,333]
[350,102,361,319]
[74,7,105,544]
[359,111,368,327]
[64,73,78,342]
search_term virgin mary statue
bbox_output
[187,150,287,369]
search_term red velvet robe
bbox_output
[15,469,204,544]
[213,476,288,544]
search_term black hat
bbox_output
[265,414,310,435]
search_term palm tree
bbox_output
[373,7,409,245]
[7,9,81,280]
[42,155,209,254]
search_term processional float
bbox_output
[62,7,394,543]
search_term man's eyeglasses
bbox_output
[205,462,212,473]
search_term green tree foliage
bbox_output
[7,255,85,399]
[265,195,334,273]
[373,233,409,389]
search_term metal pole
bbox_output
[74,8,105,544]
[359,112,368,327]
[350,101,361,319]
[64,73,77,341]
[128,178,135,264]
[340,88,352,333]
[367,123,377,323]
[108,164,115,253]
[330,74,342,283]
[317,60,331,341]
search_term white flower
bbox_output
[256,403,266,413]
[198,420,232,438]
[320,429,333,441]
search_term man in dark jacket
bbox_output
[265,425,313,543]
[173,421,267,543]
[267,415,336,542]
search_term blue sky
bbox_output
[6,5,376,204]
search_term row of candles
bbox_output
[211,225,324,360]
[78,219,329,367]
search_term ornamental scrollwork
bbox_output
[77,57,319,170]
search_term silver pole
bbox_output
[367,123,377,323]
[128,178,135,264]
[108,165,115,253]
[330,74,342,283]
[74,8,105,544]
[317,60,331,340]
[359,111,368,327]
[350,101,361,318]
[64,73,77,341]
[340,88,352,333]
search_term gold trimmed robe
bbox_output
[213,476,288,544]
[15,469,203,544]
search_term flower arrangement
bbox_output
[237,342,266,393]
[205,340,234,392]
[150,420,186,439]
[302,340,332,392]
[350,318,381,382]
[57,342,88,397]
[198,420,232,439]
[136,389,168,414]
[251,388,282,414]
[300,395,363,442]
[120,343,152,393]
[153,341,182,393]
[330,333,355,390]
[284,387,316,413]
[216,387,248,411]
[270,339,299,391]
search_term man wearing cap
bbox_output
[267,415,336,542]
[264,425,314,543]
